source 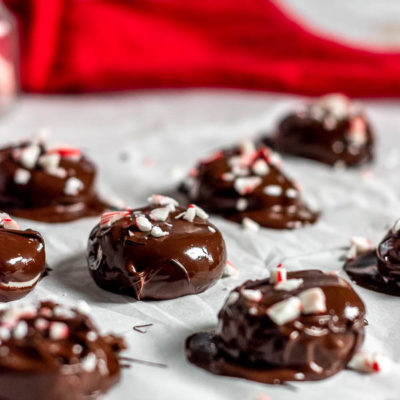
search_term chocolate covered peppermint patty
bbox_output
[87,195,227,300]
[181,140,318,229]
[186,267,366,384]
[0,135,107,222]
[0,301,125,400]
[264,94,374,167]
[344,219,400,295]
[0,212,45,301]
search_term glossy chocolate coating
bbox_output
[265,94,374,167]
[181,143,318,229]
[0,140,107,223]
[87,204,227,300]
[0,219,45,301]
[186,270,365,384]
[0,301,125,400]
[344,226,400,296]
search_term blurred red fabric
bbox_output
[5,0,400,96]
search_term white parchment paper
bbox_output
[0,90,399,400]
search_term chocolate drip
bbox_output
[186,270,365,384]
[87,205,227,300]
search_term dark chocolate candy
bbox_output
[0,137,107,222]
[0,301,125,400]
[344,221,400,296]
[0,212,45,301]
[264,94,374,167]
[186,269,365,384]
[87,195,227,300]
[181,141,318,229]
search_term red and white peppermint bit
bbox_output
[135,215,152,232]
[285,188,298,199]
[82,353,97,372]
[150,226,169,238]
[182,205,196,222]
[194,205,208,219]
[252,159,269,176]
[269,264,287,284]
[236,198,248,211]
[263,184,282,197]
[0,213,19,230]
[14,168,31,185]
[268,152,282,168]
[348,352,387,373]
[242,217,260,232]
[392,218,400,233]
[234,176,262,195]
[221,172,235,181]
[317,93,349,119]
[347,117,367,146]
[48,146,82,161]
[298,287,327,314]
[226,291,240,306]
[34,318,49,331]
[147,194,178,211]
[347,236,373,260]
[275,278,304,292]
[13,320,28,339]
[267,296,302,326]
[49,322,69,340]
[14,144,41,169]
[38,153,60,171]
[201,150,223,164]
[242,289,263,302]
[239,139,256,155]
[64,177,84,196]
[100,210,130,228]
[150,207,171,222]
[223,260,239,277]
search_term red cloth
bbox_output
[5,0,400,96]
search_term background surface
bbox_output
[1,90,400,399]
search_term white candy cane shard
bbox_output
[100,211,129,228]
[135,215,152,232]
[64,177,84,196]
[0,213,20,230]
[263,185,282,197]
[286,188,298,198]
[221,172,235,181]
[147,195,178,211]
[150,207,170,222]
[269,264,287,284]
[38,153,60,171]
[236,198,248,211]
[298,288,327,314]
[193,205,208,219]
[347,236,372,259]
[242,217,260,232]
[49,322,69,340]
[18,144,41,169]
[275,278,304,292]
[392,218,400,233]
[226,291,240,306]
[150,226,169,238]
[239,140,256,155]
[223,260,239,277]
[317,93,349,119]
[234,176,262,195]
[348,352,387,373]
[252,159,269,176]
[82,353,97,372]
[242,289,263,302]
[13,321,28,339]
[267,296,302,326]
[14,169,31,185]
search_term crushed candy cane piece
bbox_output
[16,144,41,169]
[269,264,287,284]
[242,217,260,231]
[226,291,240,306]
[14,168,31,185]
[275,278,304,291]
[236,198,248,211]
[82,353,97,372]
[64,177,84,196]
[221,172,235,181]
[299,288,327,314]
[150,226,169,238]
[135,215,152,232]
[286,188,298,198]
[242,289,263,302]
[48,146,82,161]
[347,236,373,259]
[239,140,256,155]
[267,296,302,325]
[147,194,178,211]
[252,159,269,176]
[100,210,130,228]
[150,207,170,222]
[38,153,60,171]
[263,184,282,197]
[348,351,387,373]
[49,322,69,340]
[13,321,28,339]
[223,260,238,277]
[182,205,196,222]
[0,213,19,230]
[234,176,262,195]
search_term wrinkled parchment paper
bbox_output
[1,91,399,400]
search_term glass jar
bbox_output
[0,1,18,113]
